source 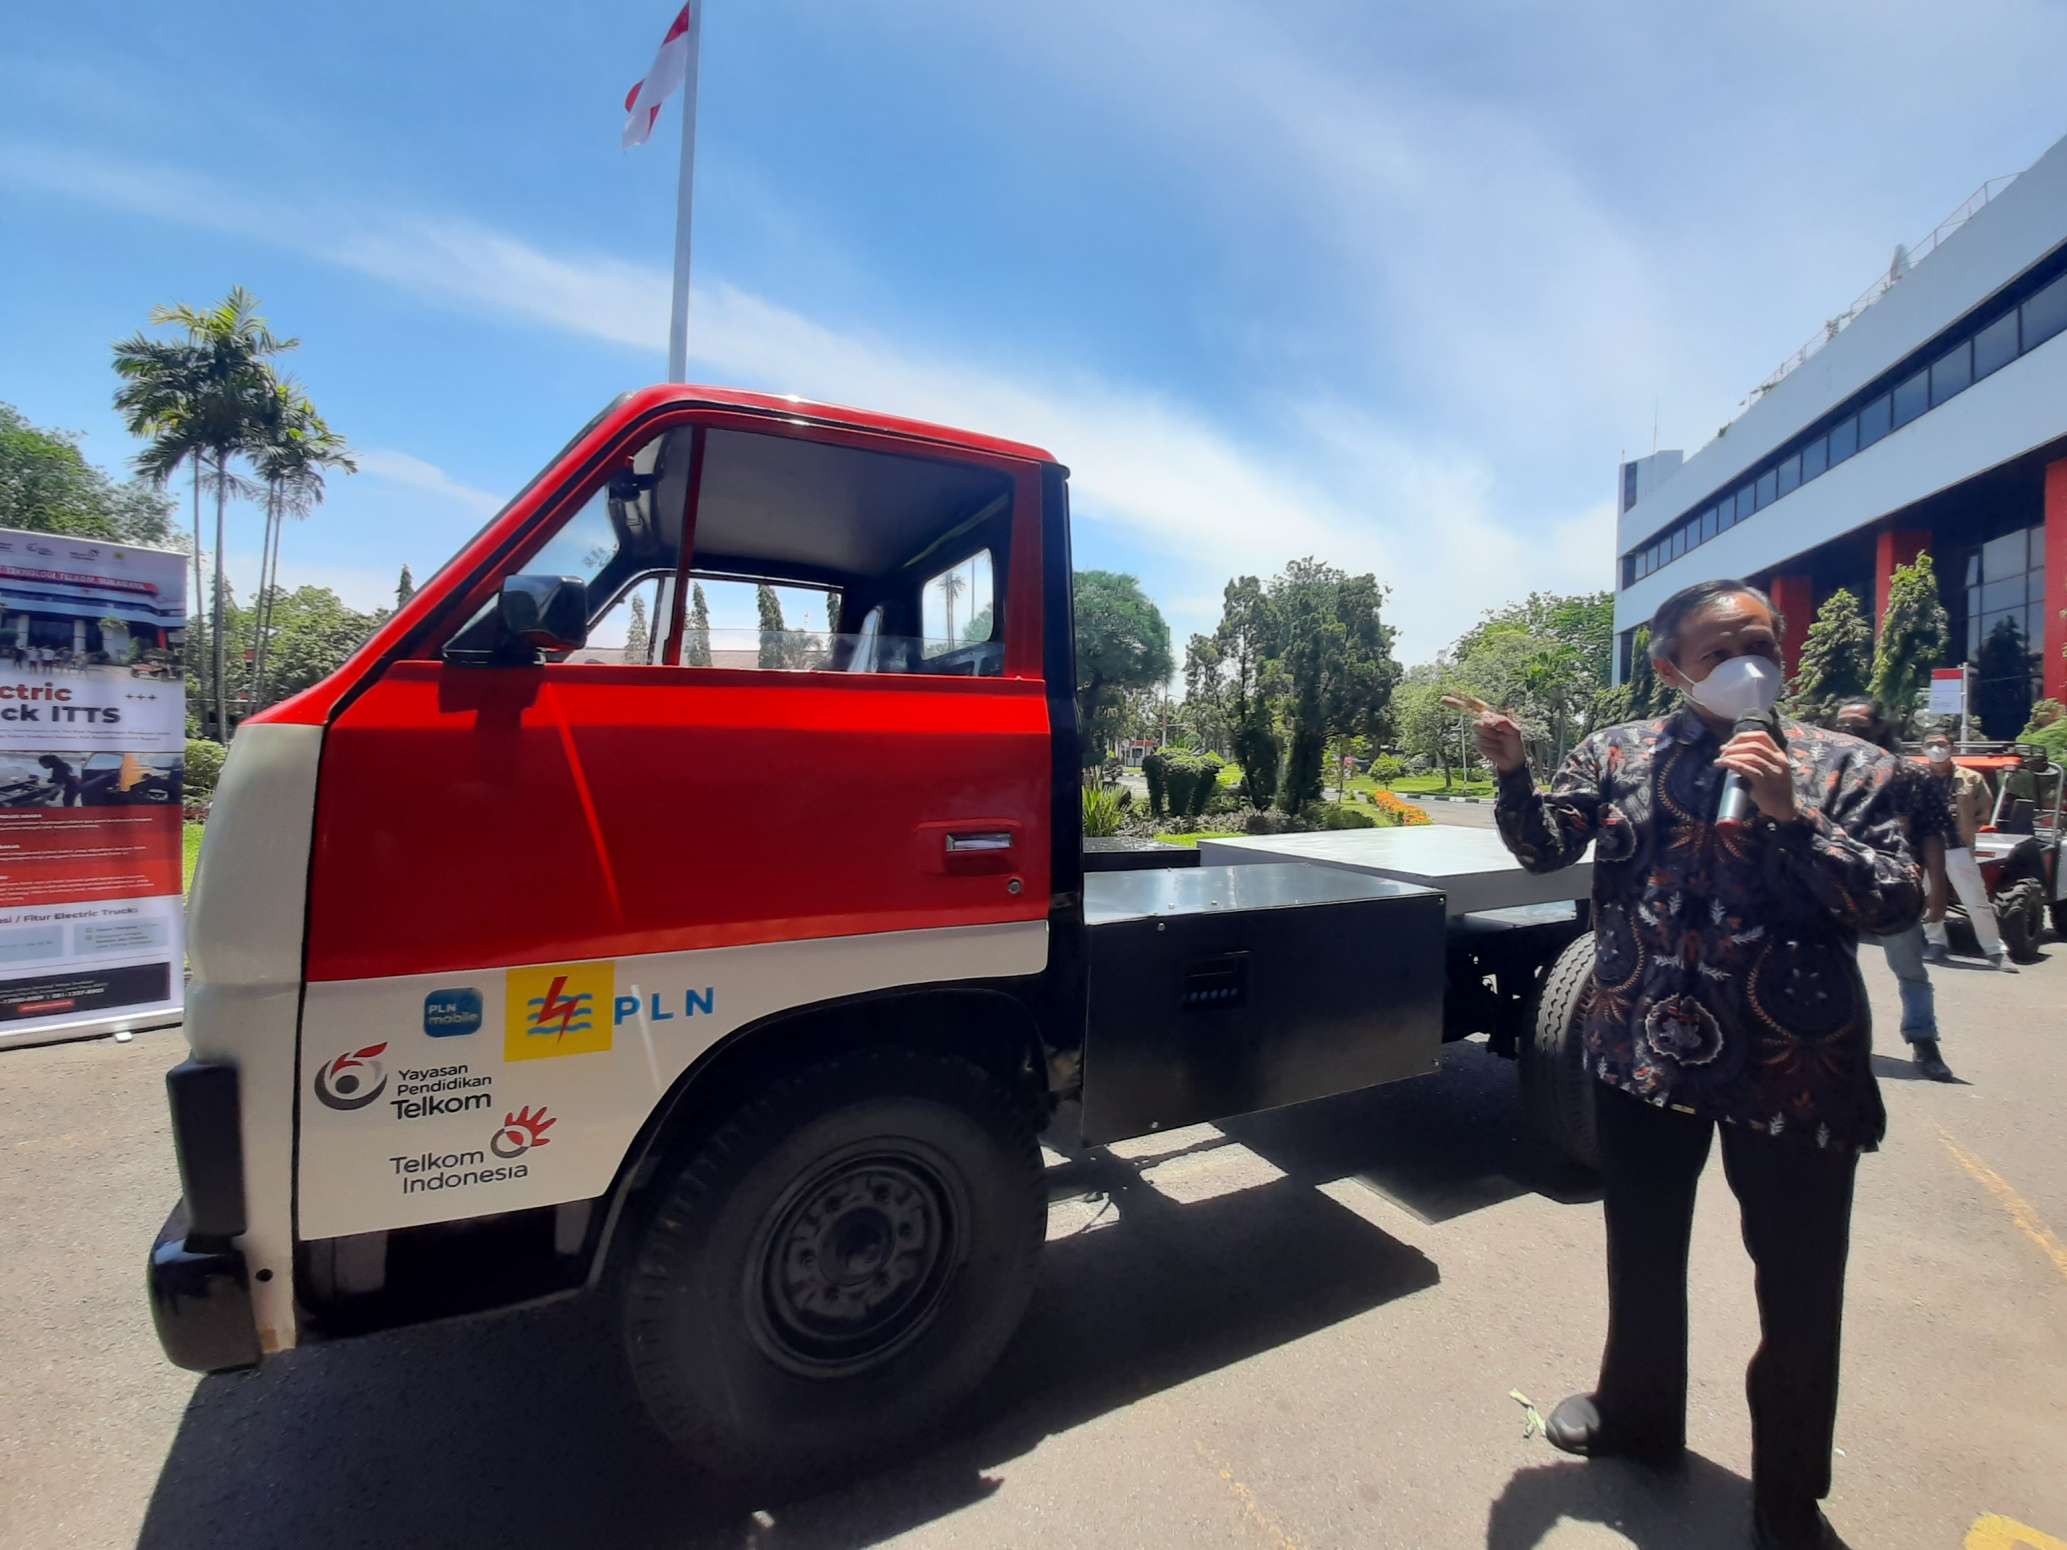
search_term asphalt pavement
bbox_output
[3,864,2063,1550]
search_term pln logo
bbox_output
[490,1105,556,1159]
[313,1043,390,1111]
[505,963,614,1062]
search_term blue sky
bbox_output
[3,0,2064,660]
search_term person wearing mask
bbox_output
[1832,700,1960,1081]
[1457,579,1919,1550]
[1917,730,2012,971]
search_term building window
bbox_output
[1974,311,2019,379]
[1892,368,1929,428]
[1700,506,1718,543]
[1756,467,1777,508]
[1929,340,1972,405]
[1776,451,1801,498]
[1963,520,2048,736]
[1737,484,1757,522]
[1828,415,1857,465]
[1857,393,1891,450]
[2024,272,2067,352]
[1801,435,1828,481]
[1670,527,1685,560]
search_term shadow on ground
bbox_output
[1486,1453,1756,1550]
[138,1040,1583,1549]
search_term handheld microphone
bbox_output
[1714,713,1771,830]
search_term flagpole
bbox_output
[666,1,704,382]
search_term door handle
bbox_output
[945,831,1014,853]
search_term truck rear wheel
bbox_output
[1523,934,1600,1173]
[1996,877,2046,962]
[620,1046,1044,1489]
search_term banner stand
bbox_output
[0,530,189,1051]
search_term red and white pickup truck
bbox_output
[150,386,1596,1484]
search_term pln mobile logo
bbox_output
[423,987,483,1038]
[504,963,614,1062]
[490,1105,556,1159]
[313,1044,390,1111]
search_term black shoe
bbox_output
[1753,1503,1843,1548]
[1911,1039,1955,1082]
[1543,1393,1684,1461]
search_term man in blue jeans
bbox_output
[1833,700,1956,1082]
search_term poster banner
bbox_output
[1927,666,1966,718]
[0,530,186,1047]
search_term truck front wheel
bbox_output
[621,1046,1044,1487]
[1523,933,1600,1173]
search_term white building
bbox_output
[1612,130,2067,735]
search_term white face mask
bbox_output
[1680,654,1782,722]
[1927,746,1952,765]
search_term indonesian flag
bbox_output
[622,5,693,148]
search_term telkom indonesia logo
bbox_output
[490,1105,556,1159]
[313,1043,389,1111]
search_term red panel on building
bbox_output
[2045,459,2066,704]
[1873,529,1929,628]
[1768,573,1814,680]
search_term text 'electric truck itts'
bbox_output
[151,386,1600,1484]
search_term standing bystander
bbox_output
[1918,729,2013,971]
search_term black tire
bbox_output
[620,1046,1044,1488]
[1997,877,2046,962]
[1523,933,1600,1173]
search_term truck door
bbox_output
[295,409,1053,1241]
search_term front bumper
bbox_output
[147,1059,261,1373]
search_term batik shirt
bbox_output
[1495,710,1922,1152]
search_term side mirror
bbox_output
[497,575,588,655]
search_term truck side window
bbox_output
[682,427,1011,678]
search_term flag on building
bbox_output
[622,5,694,149]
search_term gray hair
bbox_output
[1647,578,1784,666]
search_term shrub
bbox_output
[1141,750,1170,816]
[1316,803,1375,830]
[184,738,227,802]
[1233,719,1280,808]
[1082,783,1127,837]
[1369,754,1405,789]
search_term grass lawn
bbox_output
[1152,830,1242,847]
[182,822,203,897]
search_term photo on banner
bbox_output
[0,529,186,1047]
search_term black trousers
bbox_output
[1594,1087,1859,1514]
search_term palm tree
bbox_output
[940,567,967,645]
[112,287,296,737]
[251,384,353,707]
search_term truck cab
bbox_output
[151,386,1483,1484]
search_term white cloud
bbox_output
[0,140,1612,663]
[353,449,502,517]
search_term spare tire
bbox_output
[1523,933,1600,1173]
[1996,876,2046,963]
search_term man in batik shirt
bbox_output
[1462,579,1920,1550]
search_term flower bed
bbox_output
[1364,790,1433,826]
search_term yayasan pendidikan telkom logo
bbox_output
[313,1043,390,1111]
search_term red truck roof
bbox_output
[656,384,1058,465]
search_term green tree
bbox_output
[755,583,789,670]
[114,287,298,738]
[0,404,178,546]
[1215,559,1400,812]
[962,602,994,644]
[686,583,712,667]
[1214,577,1281,805]
[1395,663,1463,787]
[939,568,967,644]
[1073,570,1173,769]
[254,586,383,703]
[396,564,415,607]
[1785,587,1874,724]
[1870,552,1951,732]
[623,593,651,664]
[250,382,352,708]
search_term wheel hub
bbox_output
[754,1155,954,1375]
